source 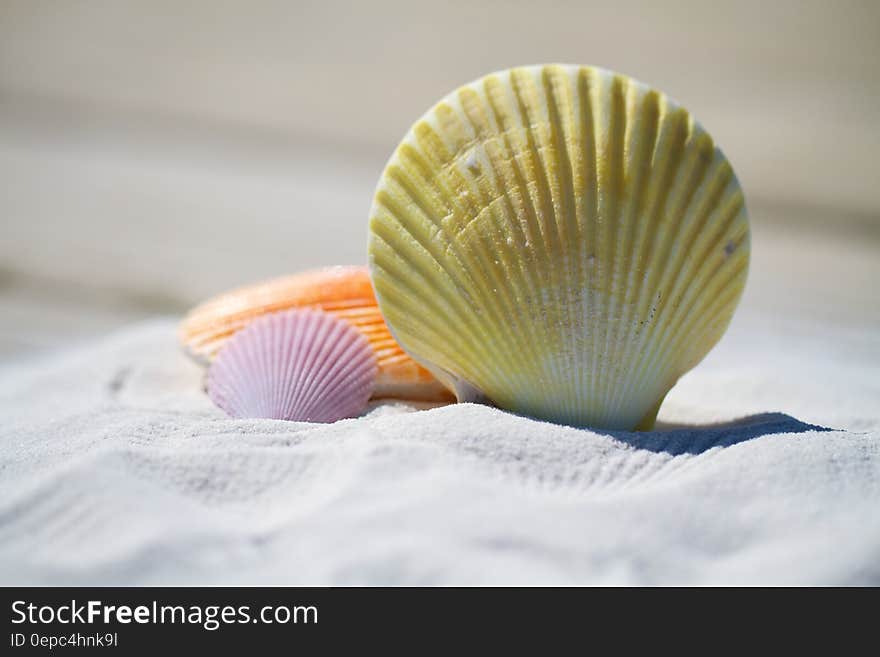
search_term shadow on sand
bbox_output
[602,412,833,456]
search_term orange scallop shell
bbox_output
[179,266,453,402]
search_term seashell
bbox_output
[368,64,749,430]
[207,309,377,422]
[179,266,453,402]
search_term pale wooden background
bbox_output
[1,0,878,361]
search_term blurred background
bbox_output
[1,0,878,363]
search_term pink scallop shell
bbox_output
[206,309,377,422]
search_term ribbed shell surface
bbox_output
[368,64,749,430]
[207,309,377,422]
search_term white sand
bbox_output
[1,305,877,585]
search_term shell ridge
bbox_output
[607,87,665,417]
[558,67,594,413]
[646,206,748,383]
[647,166,739,363]
[320,351,377,413]
[385,90,549,400]
[267,313,283,415]
[546,66,588,406]
[363,275,459,396]
[370,221,500,383]
[278,312,298,416]
[276,310,299,417]
[605,82,653,419]
[293,310,320,415]
[304,312,364,417]
[484,76,551,276]
[644,266,745,399]
[586,69,613,422]
[632,103,689,319]
[218,326,244,416]
[304,321,375,412]
[635,207,745,395]
[541,66,582,414]
[613,98,691,414]
[215,319,259,416]
[287,310,319,418]
[393,141,519,328]
[438,92,536,392]
[492,73,555,275]
[382,146,522,375]
[290,310,327,417]
[622,133,726,393]
[481,76,554,386]
[595,73,628,425]
[617,117,708,398]
[453,85,548,402]
[368,255,497,388]
[273,311,300,418]
[576,67,601,412]
[679,275,746,370]
[480,72,552,407]
[246,316,271,417]
[508,68,570,411]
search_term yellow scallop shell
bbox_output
[368,64,749,430]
